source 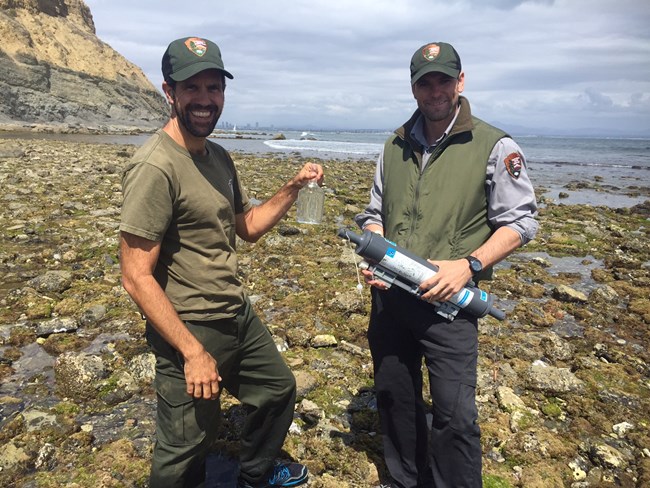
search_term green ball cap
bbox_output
[162,37,234,82]
[410,42,461,84]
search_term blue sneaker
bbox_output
[238,461,309,487]
[268,462,308,486]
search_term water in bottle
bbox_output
[296,181,324,224]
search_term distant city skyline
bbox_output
[85,0,650,137]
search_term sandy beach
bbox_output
[0,136,649,487]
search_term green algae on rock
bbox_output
[0,137,648,487]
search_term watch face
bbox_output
[468,256,482,273]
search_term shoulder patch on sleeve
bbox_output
[504,152,524,179]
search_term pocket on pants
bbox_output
[448,382,479,434]
[155,375,220,446]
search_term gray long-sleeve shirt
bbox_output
[354,114,539,244]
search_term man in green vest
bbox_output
[355,42,538,488]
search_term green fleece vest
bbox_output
[382,99,506,281]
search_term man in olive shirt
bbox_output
[120,37,322,488]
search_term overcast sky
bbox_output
[84,0,650,136]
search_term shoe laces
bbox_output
[269,463,291,484]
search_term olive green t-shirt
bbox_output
[120,130,252,320]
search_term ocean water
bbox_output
[2,129,648,207]
[261,130,388,157]
[232,129,650,207]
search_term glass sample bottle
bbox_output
[296,180,324,224]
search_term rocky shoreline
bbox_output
[0,122,158,136]
[0,137,649,487]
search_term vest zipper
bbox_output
[405,139,452,250]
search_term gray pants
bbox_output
[368,288,481,488]
[147,298,296,487]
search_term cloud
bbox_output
[84,0,650,135]
[454,0,556,9]
[582,89,614,110]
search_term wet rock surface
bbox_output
[0,137,649,487]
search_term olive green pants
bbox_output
[147,298,297,488]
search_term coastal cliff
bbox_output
[0,0,167,131]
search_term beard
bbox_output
[175,102,221,138]
[419,97,457,123]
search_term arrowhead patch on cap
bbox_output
[422,44,441,61]
[185,37,208,57]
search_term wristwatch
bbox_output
[465,256,483,277]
